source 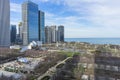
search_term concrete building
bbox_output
[18,22,23,40]
[45,26,52,43]
[45,25,64,44]
[22,1,39,45]
[38,11,45,44]
[10,25,17,44]
[16,22,23,44]
[57,25,64,42]
[0,0,10,47]
[51,25,57,43]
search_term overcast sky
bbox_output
[10,0,120,38]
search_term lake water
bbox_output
[65,38,120,45]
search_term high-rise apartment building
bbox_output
[0,0,10,47]
[45,26,52,43]
[18,22,23,40]
[45,25,64,44]
[38,11,45,43]
[22,1,39,45]
[57,25,64,42]
[51,25,57,43]
[10,25,17,44]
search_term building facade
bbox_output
[51,26,57,43]
[38,11,45,43]
[57,25,64,42]
[45,25,64,44]
[10,25,17,44]
[18,22,23,40]
[0,0,10,47]
[45,26,52,43]
[22,1,39,45]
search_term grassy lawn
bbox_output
[58,51,80,57]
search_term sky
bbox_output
[10,0,120,38]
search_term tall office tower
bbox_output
[18,22,23,40]
[38,11,45,43]
[51,25,57,43]
[10,25,17,44]
[0,0,10,47]
[45,26,52,43]
[22,1,39,45]
[56,29,58,41]
[58,25,64,42]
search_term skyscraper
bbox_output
[18,22,23,40]
[45,26,52,43]
[51,25,57,43]
[57,25,64,42]
[10,25,17,44]
[38,11,45,43]
[22,1,39,45]
[45,25,64,43]
[0,0,10,47]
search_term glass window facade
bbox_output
[39,11,45,43]
[58,26,64,42]
[22,1,39,45]
[28,2,38,42]
[10,25,17,44]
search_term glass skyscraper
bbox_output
[22,1,39,45]
[22,1,45,45]
[0,0,10,47]
[10,25,17,44]
[58,25,64,42]
[38,11,45,43]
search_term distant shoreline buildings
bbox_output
[45,25,64,43]
[38,11,45,44]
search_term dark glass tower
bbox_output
[38,11,45,43]
[58,25,64,42]
[10,25,17,44]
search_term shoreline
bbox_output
[65,38,120,45]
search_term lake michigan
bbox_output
[65,38,120,45]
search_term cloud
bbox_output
[10,0,120,38]
[39,0,49,2]
[10,2,21,31]
[63,0,120,26]
[10,3,21,13]
[54,0,120,37]
[33,0,64,5]
[33,0,48,2]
